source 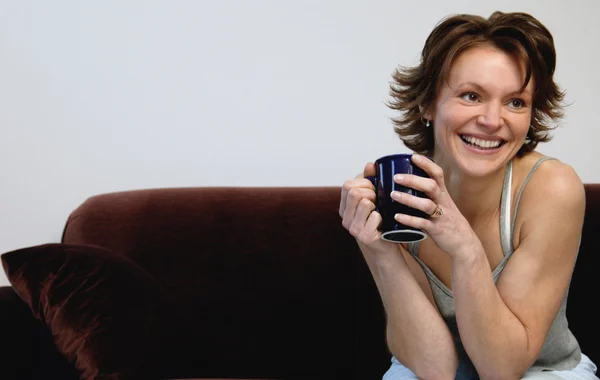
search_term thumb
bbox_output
[363,162,376,178]
[355,162,376,179]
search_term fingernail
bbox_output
[412,154,421,161]
[394,174,404,181]
[390,191,400,199]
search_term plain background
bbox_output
[1,1,598,286]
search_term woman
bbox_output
[339,11,598,380]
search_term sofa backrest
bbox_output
[568,184,600,365]
[62,187,390,379]
[62,185,600,377]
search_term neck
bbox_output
[434,153,508,224]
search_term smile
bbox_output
[459,134,505,150]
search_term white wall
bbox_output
[1,1,598,286]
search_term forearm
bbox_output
[361,244,458,379]
[452,244,530,379]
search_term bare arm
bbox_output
[451,161,585,379]
[367,244,459,380]
[340,165,458,379]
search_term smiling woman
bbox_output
[339,11,599,380]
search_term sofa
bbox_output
[0,185,598,380]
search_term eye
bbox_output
[460,92,479,102]
[507,99,526,109]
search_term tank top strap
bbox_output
[499,160,513,257]
[499,156,558,257]
[510,156,558,240]
[407,242,419,257]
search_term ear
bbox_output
[419,105,434,121]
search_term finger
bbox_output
[394,212,434,232]
[391,191,438,216]
[340,183,349,218]
[343,161,377,217]
[340,178,377,218]
[353,162,376,179]
[341,187,376,229]
[357,209,383,244]
[340,179,359,217]
[411,154,446,190]
[394,173,439,197]
[348,198,376,237]
[363,162,376,178]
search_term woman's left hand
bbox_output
[391,154,478,257]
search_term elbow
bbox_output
[472,340,538,379]
[388,344,458,380]
[473,356,531,380]
[414,368,458,380]
[476,369,524,380]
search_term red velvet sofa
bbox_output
[1,186,598,379]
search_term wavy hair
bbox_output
[387,11,565,156]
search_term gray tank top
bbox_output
[408,156,582,372]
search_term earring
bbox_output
[421,117,430,128]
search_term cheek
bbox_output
[434,107,469,132]
[511,115,532,137]
[432,122,455,148]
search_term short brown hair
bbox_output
[387,11,565,156]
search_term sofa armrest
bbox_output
[0,286,79,379]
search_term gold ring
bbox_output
[430,205,443,219]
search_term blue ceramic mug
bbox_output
[367,154,431,243]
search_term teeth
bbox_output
[461,135,501,149]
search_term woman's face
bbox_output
[425,44,534,177]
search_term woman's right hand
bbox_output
[339,162,388,248]
[340,165,458,378]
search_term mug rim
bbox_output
[374,153,413,164]
[381,229,428,243]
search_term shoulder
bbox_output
[517,154,584,205]
[513,153,585,238]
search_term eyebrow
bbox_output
[455,81,532,96]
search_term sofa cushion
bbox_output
[1,243,177,380]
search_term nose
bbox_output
[476,102,503,131]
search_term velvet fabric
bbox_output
[567,184,600,362]
[1,243,179,380]
[0,286,80,380]
[60,187,390,379]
